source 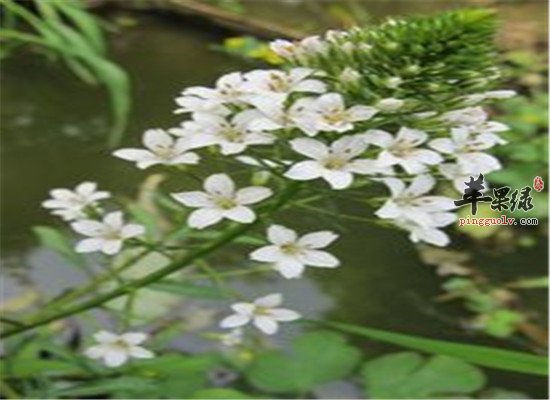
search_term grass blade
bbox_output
[317,320,548,376]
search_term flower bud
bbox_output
[385,76,402,88]
[376,98,404,112]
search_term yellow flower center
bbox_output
[323,109,348,124]
[213,196,237,209]
[323,156,347,170]
[221,128,244,142]
[280,242,302,255]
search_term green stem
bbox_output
[1,182,300,339]
[31,249,150,316]
[0,378,20,399]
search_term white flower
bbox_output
[483,90,517,99]
[376,98,404,112]
[438,162,476,192]
[298,35,329,56]
[250,225,339,279]
[246,97,319,136]
[174,94,229,115]
[284,136,385,190]
[219,293,300,335]
[429,129,504,175]
[183,110,275,155]
[243,68,326,101]
[339,67,361,84]
[325,29,349,42]
[375,175,455,247]
[219,328,243,347]
[270,39,299,58]
[385,76,402,88]
[71,211,145,255]
[113,129,199,169]
[393,215,455,247]
[442,107,487,126]
[364,127,443,174]
[171,173,272,229]
[179,72,248,108]
[302,93,378,134]
[463,90,517,105]
[442,107,509,135]
[375,175,455,226]
[85,331,154,367]
[42,182,110,221]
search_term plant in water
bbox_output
[2,9,546,399]
[0,0,131,147]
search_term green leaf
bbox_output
[361,352,486,399]
[53,377,157,398]
[149,280,227,299]
[32,226,84,266]
[508,276,549,289]
[192,388,253,399]
[320,320,548,376]
[2,358,82,378]
[246,331,361,393]
[50,0,106,55]
[478,310,524,338]
[130,354,219,398]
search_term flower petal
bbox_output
[71,220,105,237]
[289,138,328,159]
[104,349,129,368]
[102,239,123,255]
[254,293,283,308]
[129,346,154,359]
[231,302,255,315]
[204,174,235,197]
[75,238,104,253]
[285,161,323,181]
[94,330,118,343]
[331,135,367,158]
[363,129,393,148]
[269,308,301,321]
[299,250,340,267]
[250,245,284,262]
[253,316,278,335]
[322,170,353,190]
[113,149,155,163]
[85,345,106,359]
[223,206,256,223]
[235,187,272,205]
[143,129,173,150]
[267,225,297,245]
[104,212,124,229]
[172,191,213,208]
[220,313,250,328]
[348,105,378,121]
[298,231,338,249]
[429,138,456,154]
[274,259,305,279]
[121,332,148,345]
[121,224,145,239]
[188,208,224,229]
[406,175,435,197]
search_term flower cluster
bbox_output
[39,18,516,364]
[43,183,145,256]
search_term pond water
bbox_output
[1,4,547,398]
